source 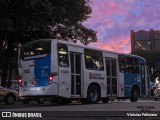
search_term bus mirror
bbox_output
[18,68,23,75]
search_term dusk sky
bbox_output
[83,0,160,53]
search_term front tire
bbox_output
[87,85,100,104]
[130,88,139,102]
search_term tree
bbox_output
[0,0,97,87]
[49,0,97,44]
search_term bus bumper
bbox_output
[19,83,58,97]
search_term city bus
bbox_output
[18,39,149,104]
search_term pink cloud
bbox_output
[84,0,160,53]
[89,35,131,53]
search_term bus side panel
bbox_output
[50,40,59,95]
[124,73,139,97]
[83,70,106,98]
[124,73,131,97]
[21,60,35,87]
[50,40,58,74]
[118,72,125,97]
[58,66,71,98]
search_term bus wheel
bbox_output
[37,97,45,104]
[130,88,138,102]
[22,99,30,104]
[101,98,109,103]
[87,85,100,104]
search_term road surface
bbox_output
[0,98,159,119]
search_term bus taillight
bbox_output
[18,76,22,85]
[48,73,53,84]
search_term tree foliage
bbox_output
[49,0,97,44]
[0,0,97,87]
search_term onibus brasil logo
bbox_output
[1,112,42,118]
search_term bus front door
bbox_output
[70,52,81,96]
[105,58,117,98]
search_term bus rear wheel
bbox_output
[130,88,138,102]
[87,85,100,104]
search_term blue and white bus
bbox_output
[18,39,149,104]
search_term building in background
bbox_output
[131,29,160,86]
[131,29,160,53]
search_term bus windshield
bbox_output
[20,41,51,60]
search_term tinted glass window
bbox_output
[20,41,51,60]
[118,55,139,73]
[106,58,110,76]
[111,59,117,76]
[84,49,104,71]
[118,55,126,72]
[126,57,139,73]
[58,44,69,67]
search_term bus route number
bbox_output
[61,70,69,74]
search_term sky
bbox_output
[83,0,160,53]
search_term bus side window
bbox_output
[84,49,104,71]
[126,57,139,73]
[20,41,51,60]
[120,65,126,72]
[119,55,139,73]
[118,55,126,72]
[58,44,69,67]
